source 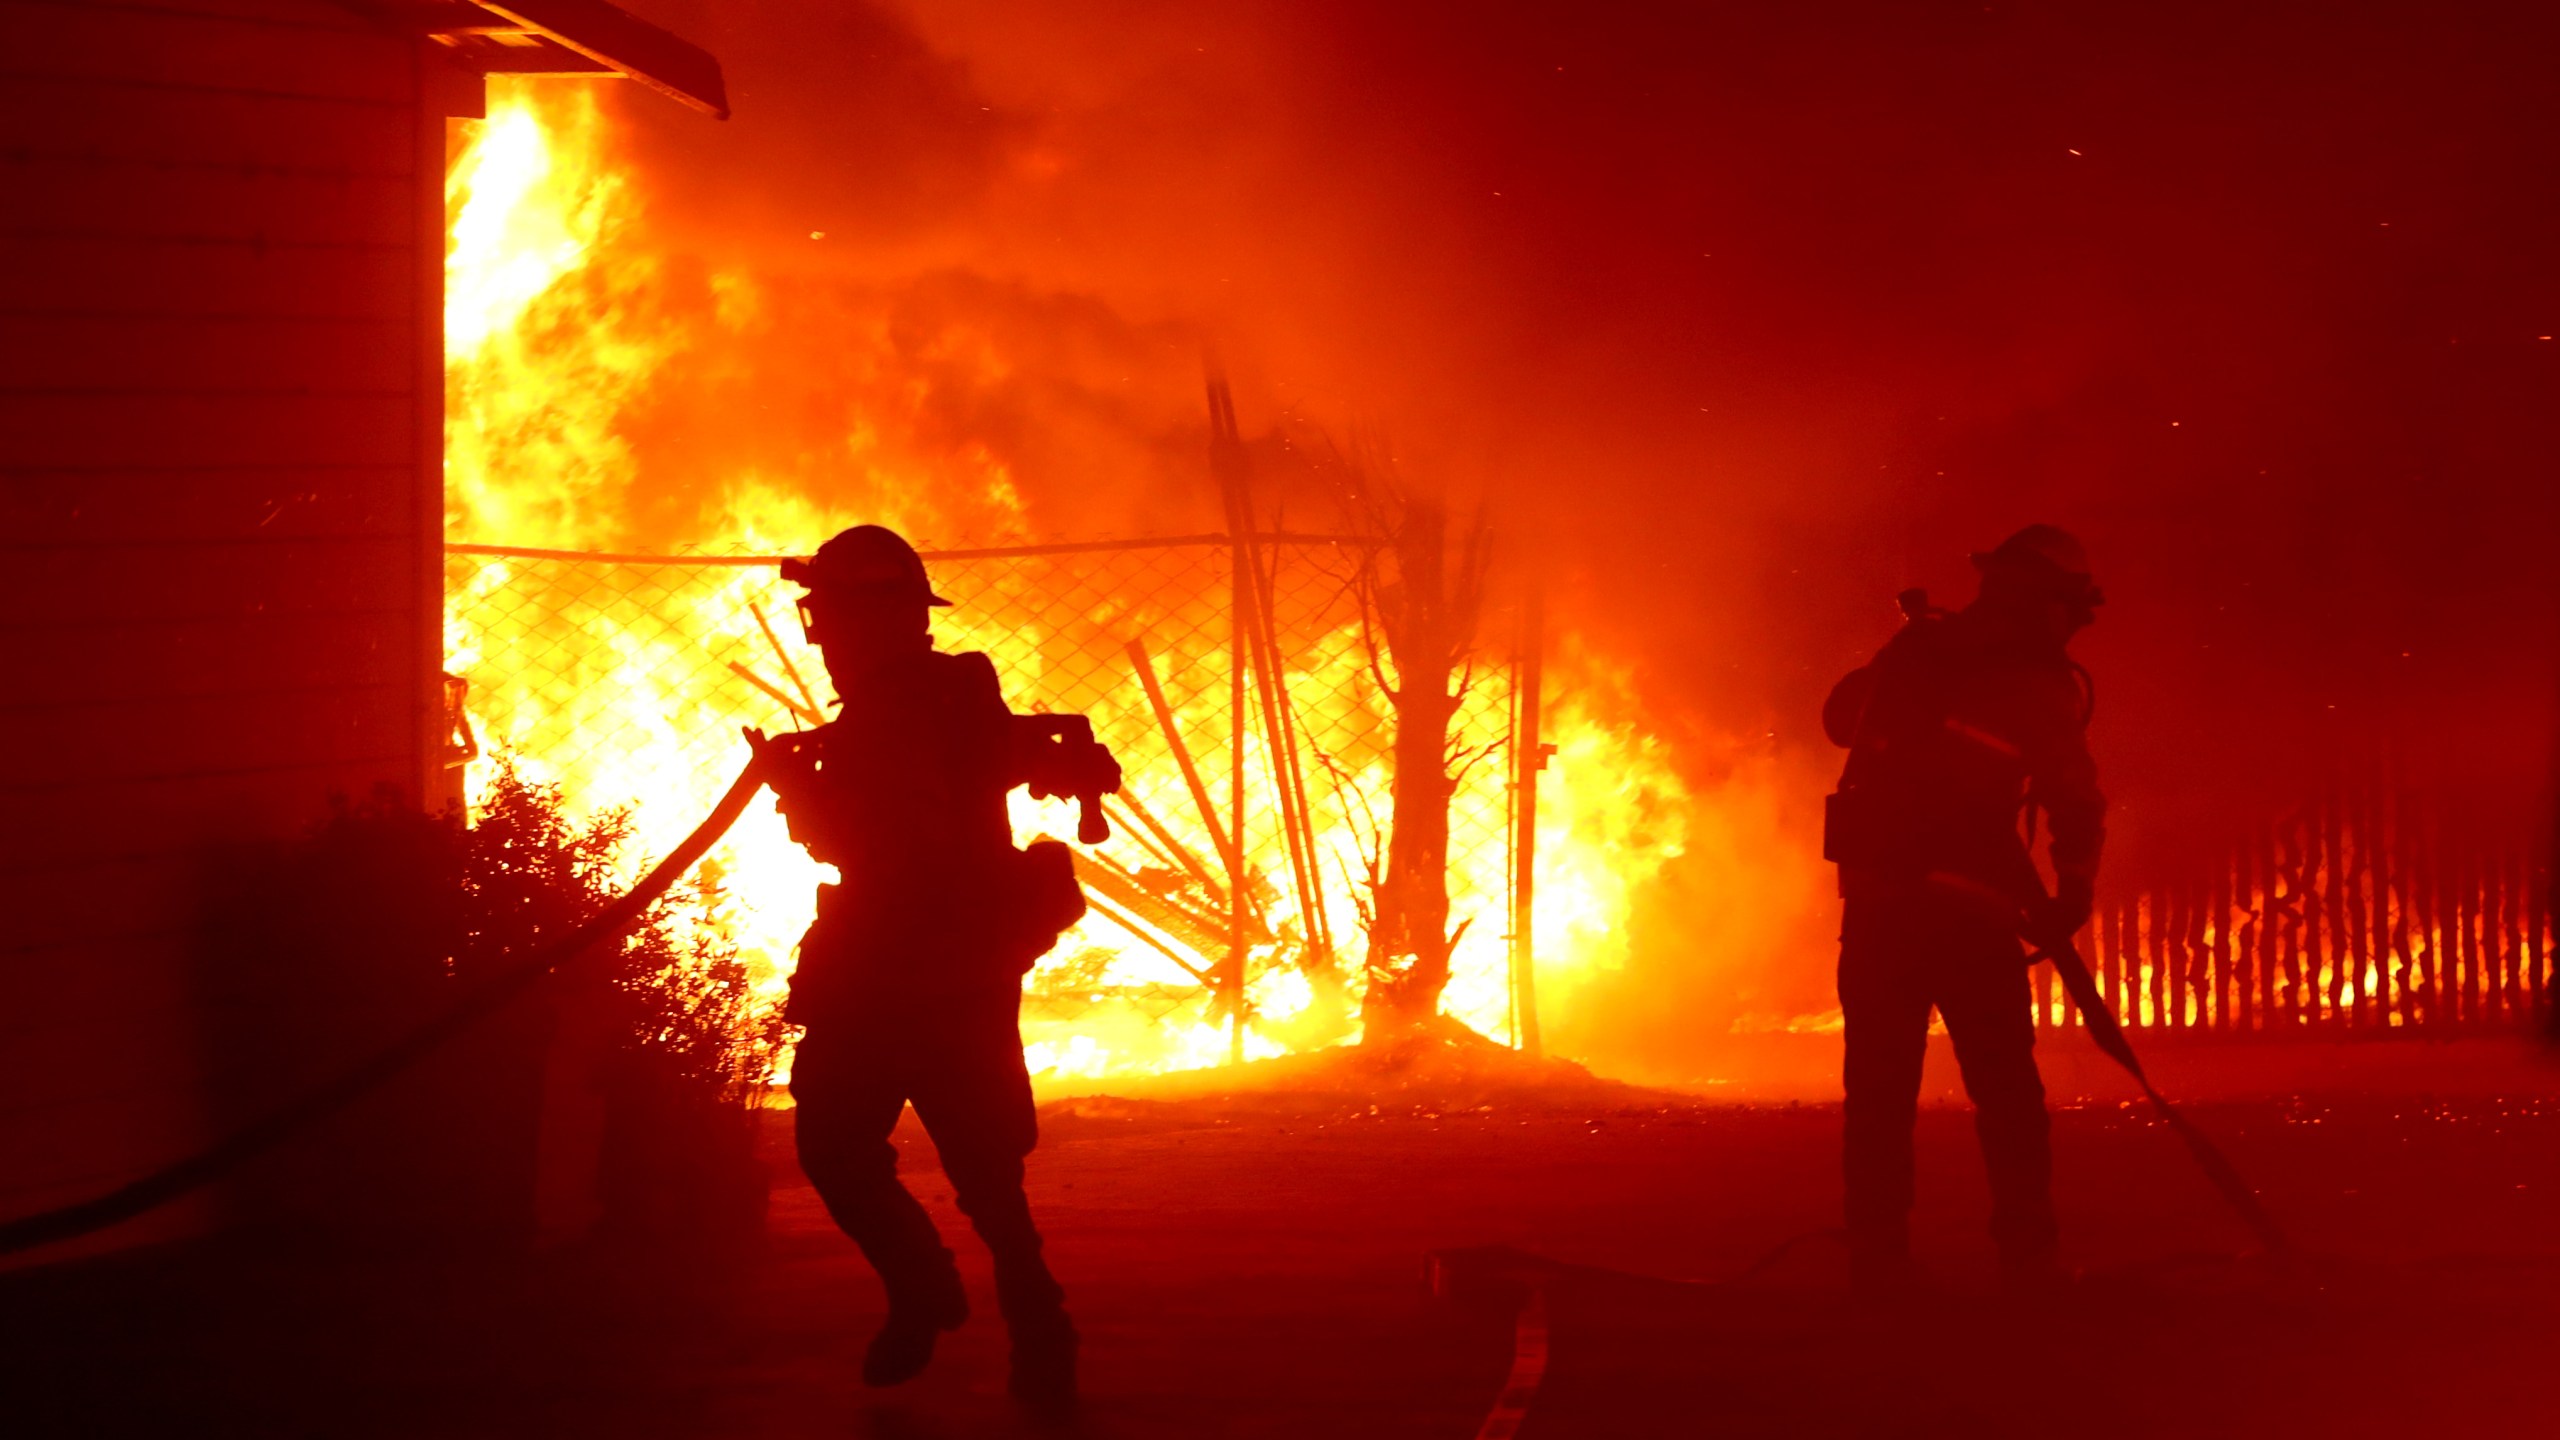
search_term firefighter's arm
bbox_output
[744,725,834,851]
[946,653,1021,788]
[954,653,1117,801]
[2023,669,2106,934]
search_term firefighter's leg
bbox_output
[1838,898,1936,1282]
[789,1026,967,1382]
[911,1011,1074,1407]
[1937,931,2059,1276]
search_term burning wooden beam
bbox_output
[1105,789,1228,908]
[1125,634,1253,923]
[725,661,821,727]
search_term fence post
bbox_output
[1227,525,1249,1065]
[1510,585,1548,1056]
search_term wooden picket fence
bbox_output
[2036,782,2553,1035]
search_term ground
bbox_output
[8,1037,2560,1437]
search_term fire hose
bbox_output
[2028,931,2291,1261]
[1436,949,2291,1435]
[0,758,772,1259]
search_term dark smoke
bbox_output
[588,0,2558,1071]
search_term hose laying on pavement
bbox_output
[0,760,770,1259]
[2030,934,2291,1261]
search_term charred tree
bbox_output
[1324,446,1494,1032]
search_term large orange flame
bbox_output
[443,84,1697,1080]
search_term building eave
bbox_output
[350,0,729,118]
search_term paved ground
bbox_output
[9,1042,2560,1437]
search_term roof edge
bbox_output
[348,0,730,119]
[476,0,728,119]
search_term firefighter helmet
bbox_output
[1971,524,2101,606]
[781,524,952,607]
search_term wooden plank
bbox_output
[2375,778,2396,1024]
[2273,819,2293,1019]
[2471,826,2493,1023]
[0,960,268,1041]
[0,679,410,791]
[2506,845,2528,1022]
[6,631,410,717]
[0,1,414,105]
[0,533,413,625]
[2116,896,2135,1026]
[2106,897,2128,1026]
[2483,830,2505,1023]
[3,152,416,249]
[0,392,414,469]
[2230,834,2253,1033]
[0,1007,233,1102]
[2058,903,2081,1030]
[2155,891,2173,1029]
[4,601,411,708]
[2179,874,2202,1028]
[2307,807,2329,1027]
[2416,798,2443,1029]
[0,754,416,872]
[0,234,412,321]
[2449,823,2473,1025]
[0,464,411,548]
[0,313,415,394]
[0,71,414,174]
[2529,839,2551,1020]
[8,603,413,654]
[2211,853,2233,1032]
[2259,825,2281,1032]
[2344,778,2365,1024]
[2247,827,2270,1033]
[2268,820,2294,1029]
[2204,869,2221,1028]
[2507,842,2529,1022]
[0,1083,209,1213]
[30,0,378,32]
[0,856,197,957]
[0,1093,198,1203]
[2158,881,2181,1030]
[2463,823,2485,1024]
[2363,772,2392,1027]
[2324,781,2351,1024]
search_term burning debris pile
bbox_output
[441,83,1697,1082]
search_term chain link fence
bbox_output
[444,535,1523,1073]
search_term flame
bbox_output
[442,84,1693,1079]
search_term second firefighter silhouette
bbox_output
[1822,525,2107,1292]
[753,524,1119,1407]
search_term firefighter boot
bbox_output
[999,1263,1078,1416]
[862,1266,969,1388]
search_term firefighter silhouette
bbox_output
[756,525,1118,1408]
[1821,524,2106,1292]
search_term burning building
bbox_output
[438,80,1700,1079]
[6,7,2560,1435]
[0,0,729,1257]
[7,0,2554,1279]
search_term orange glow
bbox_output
[443,84,1693,1079]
